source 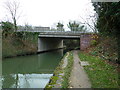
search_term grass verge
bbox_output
[45,51,74,88]
[45,52,67,88]
[78,51,119,88]
[62,51,73,88]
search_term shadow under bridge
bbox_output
[38,31,81,52]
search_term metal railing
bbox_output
[17,29,85,34]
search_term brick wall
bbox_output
[80,34,95,50]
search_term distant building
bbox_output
[34,27,50,31]
[17,26,50,32]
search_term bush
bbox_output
[2,32,38,58]
[90,40,98,46]
[1,21,14,37]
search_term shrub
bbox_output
[90,40,98,46]
[1,21,14,37]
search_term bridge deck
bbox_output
[38,34,80,39]
[39,32,81,39]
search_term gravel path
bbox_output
[69,50,91,88]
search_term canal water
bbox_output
[2,49,63,88]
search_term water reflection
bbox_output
[3,74,53,88]
[2,49,63,88]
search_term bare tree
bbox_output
[4,0,21,31]
[79,15,98,33]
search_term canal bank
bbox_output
[46,51,74,88]
[2,32,39,59]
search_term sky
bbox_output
[0,0,95,31]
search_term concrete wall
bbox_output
[38,37,63,52]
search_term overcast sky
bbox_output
[0,0,95,30]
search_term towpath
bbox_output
[69,50,91,88]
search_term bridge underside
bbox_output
[38,34,80,52]
[38,37,63,52]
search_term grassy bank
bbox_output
[46,51,73,88]
[45,52,67,88]
[89,36,118,64]
[78,52,119,88]
[2,32,39,58]
[62,51,73,88]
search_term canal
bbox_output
[2,49,63,88]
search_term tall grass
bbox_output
[2,32,39,58]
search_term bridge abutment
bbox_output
[38,37,63,52]
[80,34,96,50]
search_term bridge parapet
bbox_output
[17,29,87,35]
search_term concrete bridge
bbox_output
[38,31,83,52]
[18,28,94,52]
[37,30,94,52]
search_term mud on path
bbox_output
[69,50,91,88]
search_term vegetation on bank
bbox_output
[2,32,39,58]
[89,36,118,64]
[1,21,39,58]
[62,52,73,88]
[45,53,65,88]
[92,2,120,64]
[46,51,73,88]
[86,3,120,87]
[78,52,119,88]
[45,52,67,88]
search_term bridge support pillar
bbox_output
[38,37,63,52]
